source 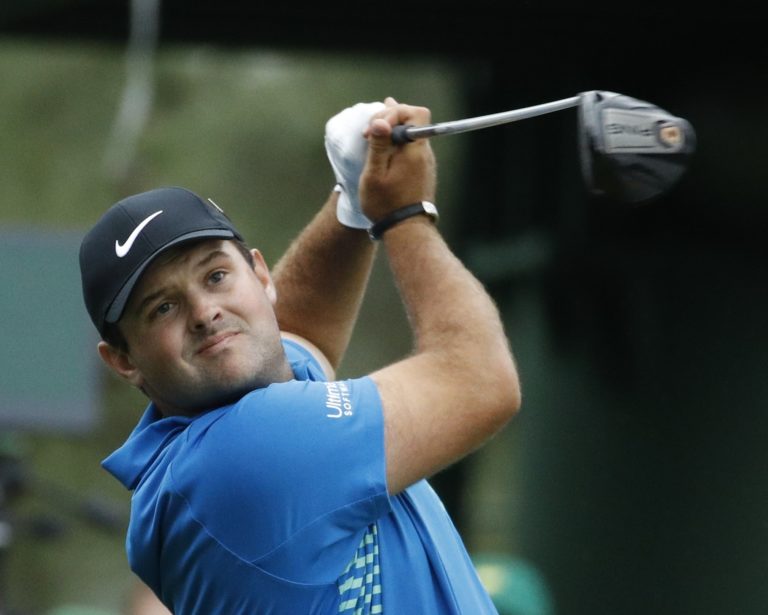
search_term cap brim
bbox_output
[104,229,236,325]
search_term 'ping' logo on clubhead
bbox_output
[605,122,655,137]
[602,109,685,153]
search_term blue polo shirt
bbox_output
[103,339,498,614]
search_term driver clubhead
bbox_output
[578,90,696,203]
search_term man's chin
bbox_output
[164,356,292,416]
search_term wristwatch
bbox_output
[368,201,439,240]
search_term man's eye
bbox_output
[210,271,227,284]
[155,302,172,315]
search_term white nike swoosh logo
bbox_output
[115,210,164,258]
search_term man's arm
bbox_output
[271,190,376,371]
[126,581,171,615]
[359,100,522,495]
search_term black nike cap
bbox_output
[79,186,243,337]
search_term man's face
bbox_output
[106,239,291,416]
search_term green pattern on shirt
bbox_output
[337,524,383,614]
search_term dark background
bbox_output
[2,3,767,614]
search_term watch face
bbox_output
[421,201,439,220]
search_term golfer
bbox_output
[80,98,520,614]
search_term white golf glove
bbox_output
[324,101,386,229]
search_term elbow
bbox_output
[494,354,522,423]
[453,341,521,432]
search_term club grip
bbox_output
[391,124,414,144]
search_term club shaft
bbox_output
[397,95,581,142]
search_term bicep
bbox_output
[372,353,514,495]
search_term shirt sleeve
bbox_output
[169,375,391,585]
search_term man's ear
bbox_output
[97,341,144,388]
[250,248,277,305]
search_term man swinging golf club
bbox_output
[80,97,521,614]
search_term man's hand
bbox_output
[324,101,385,229]
[359,98,437,224]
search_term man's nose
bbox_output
[188,294,222,330]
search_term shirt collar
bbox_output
[101,403,192,490]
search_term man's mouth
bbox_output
[196,331,239,355]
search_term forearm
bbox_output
[384,217,517,393]
[359,101,516,390]
[372,214,520,493]
[271,191,376,369]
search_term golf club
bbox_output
[391,90,696,203]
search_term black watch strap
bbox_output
[368,201,439,240]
